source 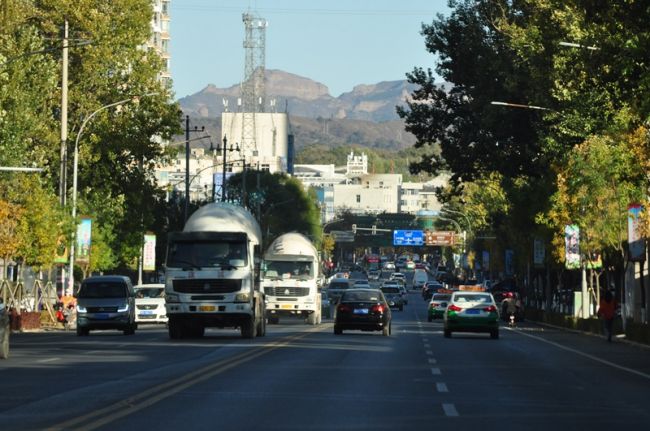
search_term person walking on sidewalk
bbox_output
[597,290,617,342]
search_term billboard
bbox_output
[393,230,424,246]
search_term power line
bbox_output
[172,5,438,16]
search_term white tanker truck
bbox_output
[164,203,266,339]
[262,233,322,325]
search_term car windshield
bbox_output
[453,294,492,303]
[167,240,247,268]
[329,281,350,290]
[263,260,313,280]
[135,288,164,299]
[78,281,127,298]
[341,291,382,302]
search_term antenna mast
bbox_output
[241,12,267,157]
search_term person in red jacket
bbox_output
[597,290,617,342]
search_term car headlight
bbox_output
[235,293,250,303]
[117,304,129,312]
[76,305,87,313]
[166,293,180,303]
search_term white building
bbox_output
[149,0,171,88]
[333,173,402,215]
[155,148,215,203]
[221,112,288,173]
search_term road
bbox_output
[1,288,650,430]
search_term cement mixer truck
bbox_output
[262,233,322,325]
[164,203,266,339]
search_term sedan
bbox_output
[427,293,451,321]
[334,288,392,336]
[443,291,499,339]
[380,286,404,311]
[134,284,167,324]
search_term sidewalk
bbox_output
[525,308,650,347]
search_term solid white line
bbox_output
[38,357,60,363]
[442,403,459,417]
[510,328,650,381]
[431,367,441,375]
[436,382,449,393]
[425,350,433,355]
[428,358,437,364]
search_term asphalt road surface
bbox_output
[1,289,649,430]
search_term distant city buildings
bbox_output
[149,0,171,88]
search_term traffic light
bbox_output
[372,225,377,235]
[352,224,357,234]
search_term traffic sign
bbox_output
[330,230,355,243]
[425,230,455,246]
[393,230,424,246]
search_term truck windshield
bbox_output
[167,241,247,268]
[263,261,313,280]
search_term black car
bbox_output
[334,288,392,336]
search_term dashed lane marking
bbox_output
[431,367,441,375]
[436,383,448,393]
[442,403,459,417]
[428,358,437,364]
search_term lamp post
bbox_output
[67,94,153,295]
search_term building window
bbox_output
[356,195,361,203]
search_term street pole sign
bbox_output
[330,230,355,243]
[424,230,455,246]
[393,230,424,246]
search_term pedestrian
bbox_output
[597,290,617,342]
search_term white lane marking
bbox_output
[38,357,60,363]
[442,403,459,417]
[425,350,433,355]
[428,358,437,364]
[436,382,449,393]
[431,367,441,375]
[510,328,650,381]
[424,343,431,348]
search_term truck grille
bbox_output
[173,279,242,294]
[264,286,309,297]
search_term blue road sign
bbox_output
[393,230,424,246]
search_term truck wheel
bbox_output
[307,312,318,325]
[168,317,184,339]
[256,314,266,337]
[241,317,256,339]
[0,324,9,359]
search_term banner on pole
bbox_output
[505,249,514,276]
[76,218,92,264]
[143,234,156,271]
[628,204,646,262]
[482,250,490,270]
[564,225,580,269]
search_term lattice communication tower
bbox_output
[241,12,267,156]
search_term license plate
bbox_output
[466,309,480,315]
[199,305,215,312]
[281,304,293,309]
[353,308,369,315]
[139,310,153,315]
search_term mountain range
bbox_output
[178,69,419,123]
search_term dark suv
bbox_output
[75,276,137,336]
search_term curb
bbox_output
[526,319,650,350]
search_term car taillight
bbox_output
[430,302,439,308]
[484,305,497,312]
[371,304,386,313]
[337,304,352,313]
[448,304,462,312]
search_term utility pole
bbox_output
[59,19,69,206]
[184,115,190,222]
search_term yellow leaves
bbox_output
[0,199,23,259]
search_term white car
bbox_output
[134,284,168,323]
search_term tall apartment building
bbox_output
[149,0,171,88]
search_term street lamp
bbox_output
[440,208,473,237]
[67,94,155,295]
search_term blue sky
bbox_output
[169,0,450,99]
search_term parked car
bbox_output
[134,284,167,324]
[443,291,499,339]
[75,275,137,336]
[380,286,404,311]
[427,293,452,321]
[334,288,392,336]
